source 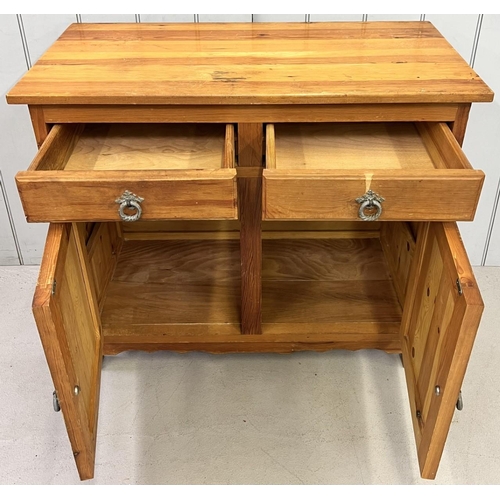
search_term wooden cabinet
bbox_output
[7,21,494,481]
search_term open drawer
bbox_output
[264,123,484,221]
[16,123,237,222]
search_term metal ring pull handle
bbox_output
[115,191,144,222]
[355,190,385,221]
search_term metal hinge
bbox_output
[53,390,61,412]
[52,280,56,295]
[456,278,463,296]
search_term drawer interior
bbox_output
[34,123,233,172]
[267,122,472,171]
[85,221,414,353]
[17,124,238,222]
[264,122,484,221]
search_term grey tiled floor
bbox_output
[1,266,499,484]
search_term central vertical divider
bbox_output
[237,123,263,335]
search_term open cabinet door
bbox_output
[401,222,484,479]
[33,223,102,480]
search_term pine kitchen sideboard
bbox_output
[7,21,494,481]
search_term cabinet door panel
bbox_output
[33,223,101,480]
[400,222,483,479]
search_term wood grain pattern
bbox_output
[100,237,400,352]
[103,328,401,355]
[7,22,493,105]
[264,170,484,221]
[121,220,381,240]
[122,220,240,234]
[28,124,83,171]
[266,124,276,169]
[451,104,471,146]
[236,167,263,178]
[380,222,416,307]
[103,281,241,326]
[263,238,390,281]
[122,220,380,234]
[412,123,448,170]
[409,236,444,379]
[417,223,483,478]
[64,124,228,171]
[17,170,238,222]
[10,20,491,484]
[417,122,474,170]
[224,124,235,169]
[72,223,101,332]
[271,122,478,171]
[86,222,122,311]
[400,222,484,479]
[122,231,382,241]
[238,123,263,167]
[71,222,102,470]
[112,239,241,284]
[273,123,436,170]
[110,238,390,285]
[18,123,237,222]
[32,223,101,480]
[28,105,50,147]
[238,123,263,335]
[264,280,401,324]
[418,271,455,424]
[264,121,484,221]
[40,103,461,124]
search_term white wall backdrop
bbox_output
[0,14,499,266]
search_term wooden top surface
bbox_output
[7,22,493,106]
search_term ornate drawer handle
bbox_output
[115,190,144,222]
[355,190,385,221]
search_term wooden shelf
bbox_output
[101,237,402,354]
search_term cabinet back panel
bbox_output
[101,236,401,352]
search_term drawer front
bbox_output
[16,123,237,222]
[17,171,237,222]
[263,171,483,221]
[264,122,484,221]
